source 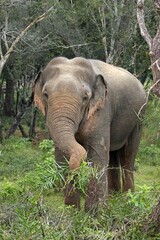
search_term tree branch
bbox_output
[0,40,4,60]
[99,4,108,61]
[137,0,152,50]
[153,0,160,14]
[4,6,54,62]
[3,11,9,51]
[0,6,55,76]
[108,0,125,63]
[137,79,160,118]
[150,57,160,71]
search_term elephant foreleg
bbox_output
[64,179,80,209]
[84,143,109,212]
[55,147,81,209]
[84,177,99,215]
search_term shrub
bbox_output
[138,142,160,166]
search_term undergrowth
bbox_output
[0,137,160,239]
[0,97,160,239]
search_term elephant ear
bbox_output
[33,71,46,115]
[87,74,107,120]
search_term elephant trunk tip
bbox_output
[69,144,87,171]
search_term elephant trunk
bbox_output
[47,95,87,170]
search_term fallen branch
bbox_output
[6,101,27,138]
[5,94,34,139]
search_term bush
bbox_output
[138,142,160,166]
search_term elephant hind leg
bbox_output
[108,151,121,193]
[119,124,142,192]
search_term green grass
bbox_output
[135,165,160,188]
[0,138,40,180]
[0,97,160,239]
[0,137,160,239]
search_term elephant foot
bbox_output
[84,177,99,215]
[64,181,80,210]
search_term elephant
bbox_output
[33,56,146,211]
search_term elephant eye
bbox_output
[82,94,88,105]
[83,95,88,101]
[43,90,48,99]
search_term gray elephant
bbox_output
[33,57,146,211]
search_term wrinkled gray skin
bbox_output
[34,57,146,210]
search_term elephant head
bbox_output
[33,56,107,183]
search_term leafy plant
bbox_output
[1,178,22,198]
[39,139,54,152]
[127,185,153,210]
[18,139,66,192]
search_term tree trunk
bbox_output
[3,76,15,116]
[137,0,160,97]
[19,124,28,138]
[0,81,4,110]
[29,106,37,139]
[0,60,5,78]
[0,119,3,143]
[150,25,160,96]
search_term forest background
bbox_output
[0,0,160,239]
